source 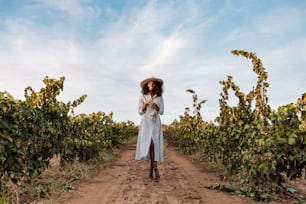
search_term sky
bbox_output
[0,0,305,125]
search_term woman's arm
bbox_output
[152,103,159,112]
[153,96,164,115]
[138,96,153,115]
[142,99,153,112]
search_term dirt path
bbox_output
[60,143,281,204]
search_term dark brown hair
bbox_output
[141,81,163,96]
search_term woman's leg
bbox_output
[150,140,160,182]
[150,140,157,168]
[149,140,154,179]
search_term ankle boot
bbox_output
[154,168,160,182]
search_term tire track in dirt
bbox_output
[61,143,279,204]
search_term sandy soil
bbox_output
[59,143,293,204]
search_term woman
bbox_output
[135,76,164,182]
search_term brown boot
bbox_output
[154,169,160,182]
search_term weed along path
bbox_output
[60,143,278,204]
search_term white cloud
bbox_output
[0,0,305,125]
[143,34,186,73]
[37,0,101,19]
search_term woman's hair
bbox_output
[142,81,163,96]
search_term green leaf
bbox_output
[0,133,13,143]
[288,134,297,145]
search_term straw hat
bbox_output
[140,76,163,88]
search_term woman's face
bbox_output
[147,81,155,91]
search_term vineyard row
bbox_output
[164,50,305,202]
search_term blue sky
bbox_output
[0,0,305,124]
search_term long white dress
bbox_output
[135,94,164,163]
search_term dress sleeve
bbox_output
[138,95,145,115]
[156,96,164,115]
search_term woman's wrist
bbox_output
[142,103,147,112]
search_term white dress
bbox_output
[135,94,164,163]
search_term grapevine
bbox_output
[164,50,306,201]
[0,76,137,202]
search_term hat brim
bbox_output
[140,77,163,88]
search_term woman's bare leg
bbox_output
[149,140,154,179]
[150,140,160,182]
[150,140,157,169]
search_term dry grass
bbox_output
[2,136,138,204]
[4,150,116,204]
[3,136,138,204]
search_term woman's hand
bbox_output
[152,103,160,111]
[142,99,153,112]
[145,99,153,106]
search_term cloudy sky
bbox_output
[0,0,305,124]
